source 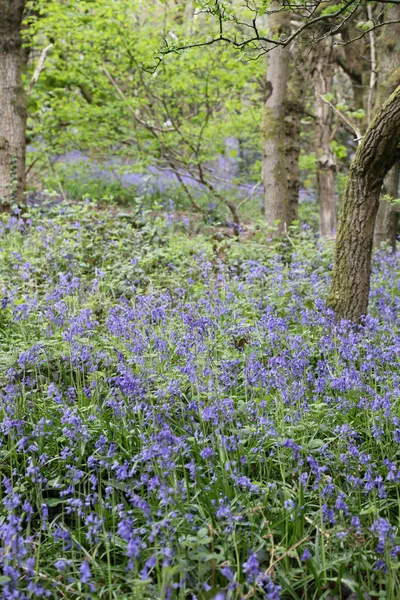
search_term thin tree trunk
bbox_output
[0,0,26,208]
[314,37,336,238]
[328,86,400,323]
[285,47,310,225]
[374,165,399,250]
[285,87,301,225]
[373,4,400,249]
[262,5,290,236]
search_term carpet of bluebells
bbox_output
[1,201,400,600]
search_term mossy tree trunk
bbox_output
[285,46,310,225]
[0,0,26,207]
[373,4,400,249]
[314,36,336,238]
[262,4,290,236]
[328,86,400,323]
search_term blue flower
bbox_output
[79,560,92,583]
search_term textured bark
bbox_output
[262,5,290,236]
[285,48,310,225]
[373,4,400,249]
[0,0,26,207]
[335,19,369,115]
[314,37,336,238]
[374,164,399,250]
[328,86,400,323]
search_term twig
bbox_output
[265,535,309,575]
[197,163,241,237]
[25,155,40,178]
[50,162,67,202]
[334,18,400,47]
[102,65,175,133]
[155,0,357,67]
[169,163,205,213]
[21,565,68,599]
[237,180,263,210]
[305,515,331,538]
[317,92,363,144]
[266,532,275,572]
[26,44,53,96]
[367,5,377,125]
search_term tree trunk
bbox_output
[285,47,309,225]
[374,165,399,250]
[335,19,369,116]
[285,78,302,225]
[328,86,400,323]
[262,5,290,236]
[0,0,26,208]
[373,4,400,249]
[314,37,336,238]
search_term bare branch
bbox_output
[102,65,175,133]
[237,180,263,210]
[26,43,53,96]
[334,18,400,46]
[367,4,377,125]
[156,0,358,64]
[168,162,205,213]
[317,92,363,143]
[335,55,362,84]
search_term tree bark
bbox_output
[374,164,399,250]
[262,5,290,236]
[373,4,400,249]
[314,36,336,238]
[285,46,310,225]
[0,0,26,208]
[328,86,400,323]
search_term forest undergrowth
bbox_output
[0,200,399,600]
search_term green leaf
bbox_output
[45,497,68,507]
[197,527,210,538]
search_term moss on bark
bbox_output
[328,86,400,322]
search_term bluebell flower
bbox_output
[301,548,311,561]
[79,560,92,583]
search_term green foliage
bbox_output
[382,194,400,208]
[331,140,348,161]
[299,152,316,172]
[299,151,316,192]
[25,0,263,208]
[350,108,366,121]
[356,19,374,32]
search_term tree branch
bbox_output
[26,43,53,96]
[367,4,377,125]
[334,18,400,46]
[168,163,205,214]
[155,0,358,65]
[317,92,363,143]
[335,55,362,84]
[102,65,175,133]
